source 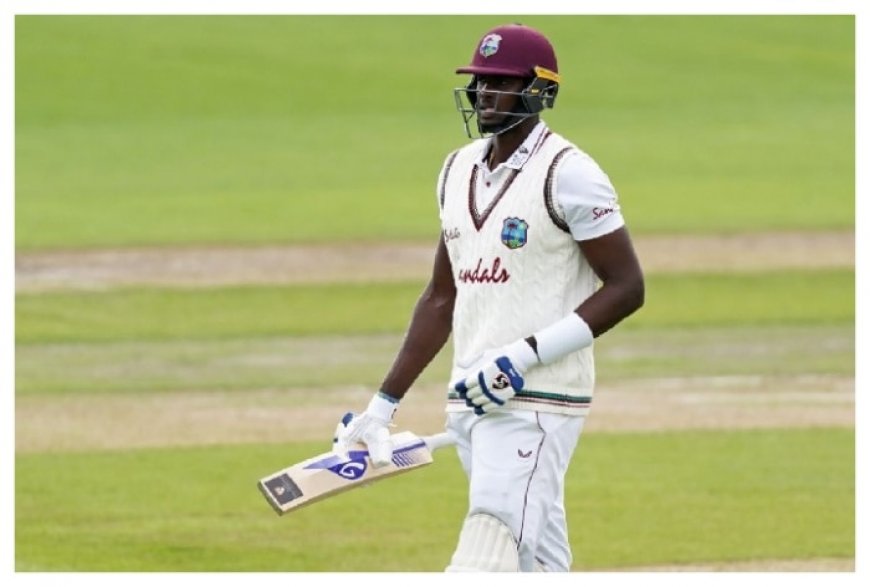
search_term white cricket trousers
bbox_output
[445,409,586,572]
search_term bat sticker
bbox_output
[304,441,429,480]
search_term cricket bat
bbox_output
[257,431,455,515]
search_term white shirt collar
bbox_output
[479,121,549,171]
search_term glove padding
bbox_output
[332,393,397,467]
[452,339,538,415]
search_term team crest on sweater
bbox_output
[501,217,529,249]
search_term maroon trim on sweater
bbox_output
[467,129,554,231]
[468,165,519,231]
[439,150,460,210]
[544,147,574,234]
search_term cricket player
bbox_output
[334,23,645,572]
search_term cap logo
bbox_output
[479,33,502,58]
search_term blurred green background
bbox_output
[15,15,854,571]
[16,15,854,249]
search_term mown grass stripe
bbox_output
[14,324,854,396]
[15,269,854,344]
[15,427,854,571]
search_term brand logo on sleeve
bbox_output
[593,207,614,220]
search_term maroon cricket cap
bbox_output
[456,23,559,79]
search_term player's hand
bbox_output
[452,339,539,415]
[333,392,398,468]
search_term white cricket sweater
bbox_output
[438,126,613,415]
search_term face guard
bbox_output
[453,23,561,139]
[453,67,560,138]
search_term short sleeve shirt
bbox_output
[436,122,625,241]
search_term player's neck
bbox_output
[487,117,538,169]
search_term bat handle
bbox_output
[422,432,455,451]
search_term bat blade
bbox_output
[257,431,452,515]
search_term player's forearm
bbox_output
[576,272,645,337]
[519,273,643,367]
[379,286,455,400]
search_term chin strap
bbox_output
[475,111,536,138]
[454,84,538,139]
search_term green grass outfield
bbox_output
[14,266,856,571]
[14,324,855,396]
[15,269,855,395]
[14,14,856,573]
[14,269,855,345]
[15,15,854,249]
[15,428,853,571]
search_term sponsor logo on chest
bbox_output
[451,217,535,285]
[444,227,461,243]
[457,257,510,284]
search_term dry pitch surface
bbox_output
[16,231,854,291]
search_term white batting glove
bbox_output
[452,339,539,415]
[333,392,398,468]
